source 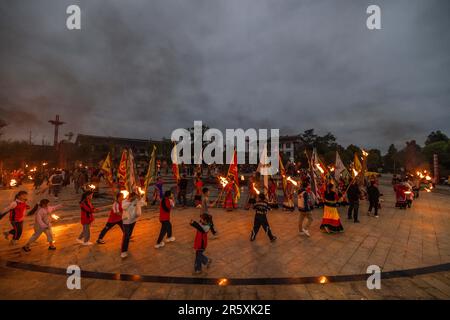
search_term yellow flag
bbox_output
[101,152,113,185]
[144,145,157,194]
[354,152,362,173]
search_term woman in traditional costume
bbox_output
[224,176,237,211]
[268,177,278,208]
[320,183,344,234]
[282,180,295,212]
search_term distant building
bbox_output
[279,135,302,162]
[74,134,172,170]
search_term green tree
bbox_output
[425,130,448,146]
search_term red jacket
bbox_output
[107,201,123,223]
[80,200,95,225]
[10,201,29,222]
[159,198,172,221]
[191,221,208,250]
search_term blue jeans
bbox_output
[195,250,208,271]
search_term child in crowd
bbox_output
[22,199,62,252]
[298,183,315,237]
[190,213,212,275]
[155,190,176,249]
[121,191,146,258]
[251,194,277,242]
[201,187,218,238]
[76,190,98,246]
[97,192,124,244]
[2,191,30,245]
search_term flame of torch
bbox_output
[138,187,145,195]
[120,190,130,198]
[9,179,17,187]
[252,183,260,195]
[219,176,229,188]
[51,214,60,221]
[315,163,325,174]
[286,176,298,186]
[352,169,359,177]
[88,184,96,190]
[425,175,432,181]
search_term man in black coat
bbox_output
[367,181,380,217]
[347,181,361,223]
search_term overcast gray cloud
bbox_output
[0,0,449,152]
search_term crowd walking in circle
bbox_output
[1,166,429,276]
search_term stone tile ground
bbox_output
[1,176,450,299]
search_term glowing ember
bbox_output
[362,149,369,157]
[51,214,60,221]
[138,187,145,195]
[42,162,48,166]
[88,184,96,190]
[315,163,325,174]
[9,179,17,187]
[319,276,328,284]
[286,176,298,186]
[425,176,432,181]
[218,278,228,286]
[240,175,245,181]
[352,169,359,177]
[424,188,431,193]
[28,175,33,180]
[329,166,335,172]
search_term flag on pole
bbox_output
[144,145,157,195]
[334,151,348,180]
[278,152,287,194]
[353,152,362,173]
[101,152,114,188]
[127,148,137,192]
[171,142,180,182]
[118,149,128,190]
[227,149,240,199]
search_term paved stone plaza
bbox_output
[1,177,450,300]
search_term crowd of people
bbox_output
[0,162,431,276]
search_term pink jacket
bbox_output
[35,205,61,229]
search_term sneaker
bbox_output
[76,239,84,244]
[82,241,93,246]
[299,231,305,235]
[207,259,212,269]
[192,270,203,275]
[270,236,277,242]
[96,239,105,244]
[22,246,31,252]
[166,237,176,242]
[211,234,219,240]
[303,229,311,237]
[48,245,56,250]
[154,242,165,249]
[120,252,128,258]
[367,211,371,216]
[374,215,379,219]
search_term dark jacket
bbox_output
[367,185,380,201]
[347,184,361,203]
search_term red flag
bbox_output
[227,149,240,199]
[118,149,128,190]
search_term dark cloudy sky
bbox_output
[0,0,449,152]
